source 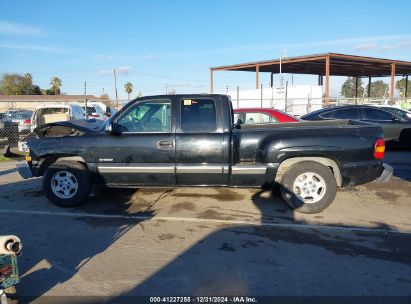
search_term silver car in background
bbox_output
[5,110,33,134]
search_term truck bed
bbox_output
[240,119,373,129]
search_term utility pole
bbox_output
[84,81,88,119]
[114,69,119,108]
[165,84,168,95]
[260,83,263,108]
[279,57,282,87]
[236,86,239,109]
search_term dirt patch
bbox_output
[23,190,44,197]
[364,179,411,194]
[219,242,236,252]
[171,188,244,202]
[170,201,196,212]
[375,191,400,202]
[197,209,235,221]
[158,233,176,240]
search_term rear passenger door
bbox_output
[175,97,225,185]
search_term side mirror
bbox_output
[105,121,122,135]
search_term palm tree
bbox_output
[124,82,133,101]
[50,76,62,95]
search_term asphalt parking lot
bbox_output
[0,151,410,302]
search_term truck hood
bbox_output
[33,119,106,138]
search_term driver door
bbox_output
[95,99,175,186]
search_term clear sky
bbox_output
[1,0,410,100]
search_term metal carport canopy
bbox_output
[209,53,411,98]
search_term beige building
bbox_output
[0,95,101,111]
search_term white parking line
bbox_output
[0,208,408,235]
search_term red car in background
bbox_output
[234,108,299,125]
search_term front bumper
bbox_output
[16,161,33,179]
[374,163,393,183]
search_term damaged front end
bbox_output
[18,119,105,152]
[17,119,106,179]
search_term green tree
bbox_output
[0,73,42,95]
[341,77,365,98]
[366,80,389,98]
[50,76,62,95]
[99,94,112,107]
[395,78,411,97]
[124,82,133,100]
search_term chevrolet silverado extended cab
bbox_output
[17,94,393,213]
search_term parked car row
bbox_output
[302,105,411,148]
[233,104,411,149]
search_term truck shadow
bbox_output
[82,187,411,299]
[0,177,411,301]
[91,189,411,299]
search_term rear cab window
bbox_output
[180,98,216,132]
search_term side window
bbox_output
[333,108,361,120]
[319,111,335,119]
[116,100,171,132]
[363,108,393,121]
[244,112,277,124]
[181,99,216,132]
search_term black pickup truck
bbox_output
[17,94,392,213]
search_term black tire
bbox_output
[3,286,18,304]
[280,161,337,214]
[43,161,91,207]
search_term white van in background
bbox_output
[30,104,85,131]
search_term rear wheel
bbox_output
[43,161,91,207]
[280,161,337,214]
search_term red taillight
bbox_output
[23,119,31,124]
[91,113,99,118]
[374,138,385,159]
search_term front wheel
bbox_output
[43,161,91,207]
[280,161,337,214]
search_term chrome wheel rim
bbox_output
[292,172,326,204]
[51,171,78,199]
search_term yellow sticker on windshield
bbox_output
[183,99,192,106]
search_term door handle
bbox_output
[158,140,173,148]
